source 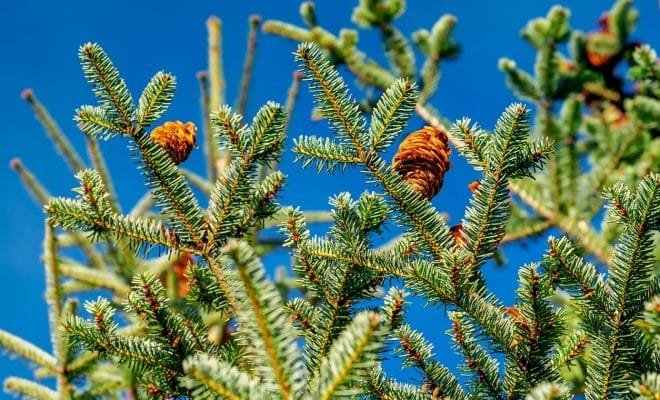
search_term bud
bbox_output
[392,126,451,200]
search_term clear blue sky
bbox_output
[0,0,658,394]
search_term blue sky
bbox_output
[0,0,658,394]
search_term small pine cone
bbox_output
[150,121,198,164]
[392,126,451,200]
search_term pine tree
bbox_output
[2,1,658,399]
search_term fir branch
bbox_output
[310,311,383,400]
[79,43,135,129]
[224,240,304,399]
[207,16,226,113]
[366,365,427,400]
[0,330,58,374]
[368,78,417,153]
[3,377,58,400]
[545,236,612,317]
[395,324,467,399]
[450,312,503,398]
[22,89,86,173]
[9,158,50,206]
[181,354,271,400]
[293,135,361,173]
[136,71,176,128]
[586,173,659,399]
[236,15,261,117]
[549,330,588,370]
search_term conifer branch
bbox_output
[4,377,58,400]
[225,241,304,399]
[0,330,58,373]
[236,15,261,117]
[136,71,176,128]
[22,89,86,173]
[182,354,271,400]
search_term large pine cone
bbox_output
[150,121,198,164]
[392,126,451,200]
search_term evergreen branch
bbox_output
[58,261,131,296]
[310,312,382,400]
[450,312,503,398]
[9,158,50,205]
[416,15,457,103]
[395,324,467,399]
[3,377,58,400]
[366,365,427,400]
[47,197,181,253]
[499,58,542,102]
[63,300,181,377]
[126,274,211,357]
[513,264,562,385]
[236,15,261,117]
[450,119,492,172]
[244,101,286,163]
[293,136,361,173]
[22,89,86,173]
[187,263,231,315]
[545,237,612,317]
[368,78,417,153]
[295,42,368,152]
[587,173,659,399]
[196,71,215,181]
[0,330,58,373]
[136,71,176,128]
[503,219,551,244]
[550,330,588,370]
[458,292,518,354]
[510,180,613,265]
[379,24,417,79]
[582,121,644,217]
[181,354,272,400]
[42,222,70,395]
[207,16,226,112]
[79,43,135,128]
[225,241,304,399]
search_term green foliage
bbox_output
[2,1,658,399]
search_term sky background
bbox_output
[0,0,658,395]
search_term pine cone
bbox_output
[392,126,451,200]
[150,121,198,164]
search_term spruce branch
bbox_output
[3,377,58,400]
[0,330,58,374]
[309,311,383,400]
[136,71,176,128]
[236,15,261,117]
[79,43,135,129]
[224,240,305,399]
[395,323,467,399]
[21,89,86,173]
[181,354,271,400]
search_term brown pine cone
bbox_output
[392,126,451,200]
[150,121,198,164]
